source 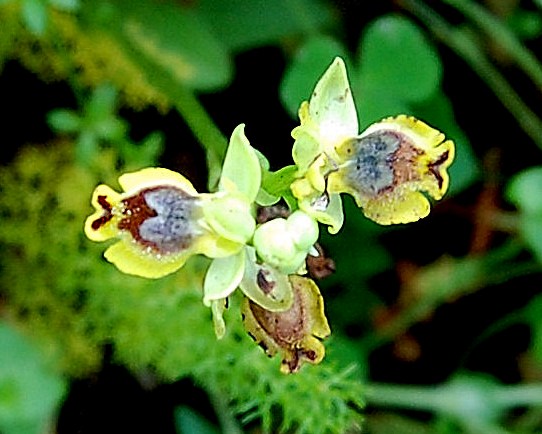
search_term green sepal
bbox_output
[203,250,246,306]
[219,123,261,202]
[297,57,358,151]
[262,165,297,197]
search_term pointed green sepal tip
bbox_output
[219,123,262,202]
[203,250,246,305]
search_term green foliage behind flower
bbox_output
[2,0,542,432]
[0,142,364,432]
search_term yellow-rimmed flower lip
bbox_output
[84,167,244,278]
[328,115,455,225]
[242,275,331,374]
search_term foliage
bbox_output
[1,0,542,433]
[0,322,66,434]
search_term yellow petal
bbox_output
[118,167,198,195]
[103,239,190,278]
[363,188,430,225]
[330,115,454,225]
[305,153,329,193]
[84,184,121,242]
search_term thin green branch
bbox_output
[172,85,228,190]
[360,241,540,350]
[367,381,542,411]
[208,389,244,434]
[496,384,542,408]
[399,0,542,151]
[442,0,542,90]
[107,26,228,190]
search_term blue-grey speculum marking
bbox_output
[139,187,198,254]
[342,131,401,196]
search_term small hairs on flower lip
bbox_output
[324,115,454,225]
[85,167,249,279]
[88,183,200,256]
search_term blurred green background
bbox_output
[1,0,542,433]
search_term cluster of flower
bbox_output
[84,58,454,373]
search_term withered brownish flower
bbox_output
[242,275,331,373]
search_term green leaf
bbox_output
[518,215,542,263]
[354,84,411,129]
[506,168,542,261]
[175,406,220,434]
[359,14,442,103]
[49,0,79,11]
[196,0,335,51]
[22,0,48,35]
[219,124,261,201]
[203,251,246,305]
[0,322,66,434]
[280,36,350,118]
[112,0,232,91]
[85,84,117,119]
[47,109,81,133]
[506,166,542,214]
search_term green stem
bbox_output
[367,381,542,410]
[366,383,443,412]
[495,384,542,408]
[442,0,542,90]
[399,0,542,151]
[172,86,228,190]
[208,389,244,434]
[108,26,228,190]
[360,241,539,350]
